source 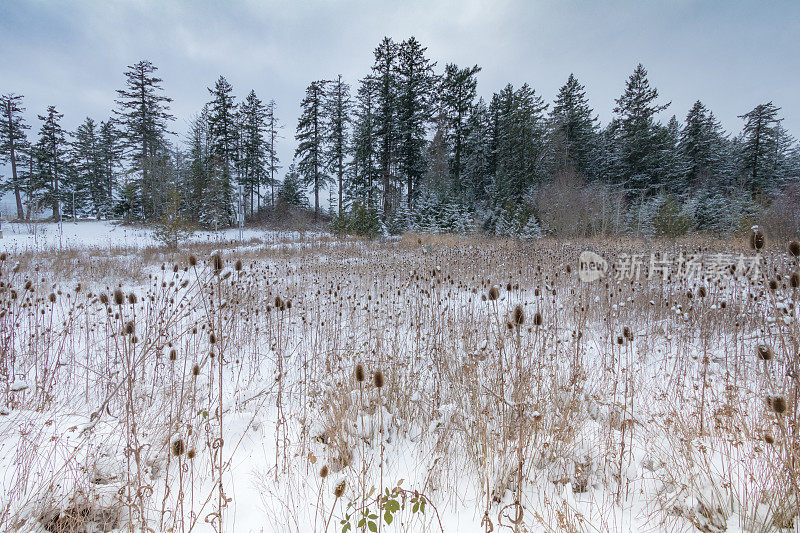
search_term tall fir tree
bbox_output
[97,120,121,218]
[114,60,175,220]
[396,37,436,209]
[33,106,69,220]
[238,90,268,215]
[680,101,730,190]
[264,100,282,208]
[461,97,492,204]
[372,37,400,218]
[351,76,380,208]
[0,93,30,220]
[295,80,329,219]
[185,106,212,224]
[439,63,481,193]
[71,117,108,218]
[550,74,599,179]
[611,64,670,198]
[651,115,687,194]
[206,75,238,225]
[324,75,352,216]
[737,102,784,195]
[491,83,549,202]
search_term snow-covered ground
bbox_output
[0,220,326,252]
[0,226,797,532]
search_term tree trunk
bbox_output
[5,103,24,220]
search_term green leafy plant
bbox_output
[339,481,440,533]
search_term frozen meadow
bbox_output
[0,222,798,532]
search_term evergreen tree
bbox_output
[550,74,599,179]
[396,37,437,209]
[97,120,121,218]
[611,64,670,198]
[0,93,30,220]
[461,97,492,204]
[265,100,282,208]
[439,63,481,192]
[71,117,107,218]
[206,75,238,224]
[491,83,549,202]
[185,106,212,224]
[372,37,400,218]
[114,60,175,220]
[294,80,329,219]
[324,75,352,216]
[238,89,268,215]
[278,163,308,207]
[33,106,69,220]
[680,100,730,189]
[737,102,784,194]
[651,115,687,194]
[351,77,380,208]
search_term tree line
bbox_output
[1,36,798,238]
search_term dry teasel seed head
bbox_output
[172,438,186,456]
[767,395,787,414]
[189,255,197,267]
[187,448,196,459]
[333,480,346,498]
[127,292,137,305]
[169,349,177,361]
[211,253,223,273]
[320,465,329,478]
[750,228,765,251]
[791,272,800,289]
[48,292,56,303]
[99,293,109,305]
[373,370,385,388]
[235,259,243,271]
[488,286,499,301]
[756,345,773,361]
[698,286,707,298]
[113,290,125,306]
[624,326,633,341]
[789,241,800,257]
[355,363,365,383]
[512,304,525,326]
[192,364,201,376]
[533,312,542,326]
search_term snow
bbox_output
[0,220,328,252]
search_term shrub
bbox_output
[651,195,692,237]
[330,203,382,238]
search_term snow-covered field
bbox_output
[0,223,798,532]
[0,221,325,252]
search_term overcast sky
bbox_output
[1,0,799,190]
